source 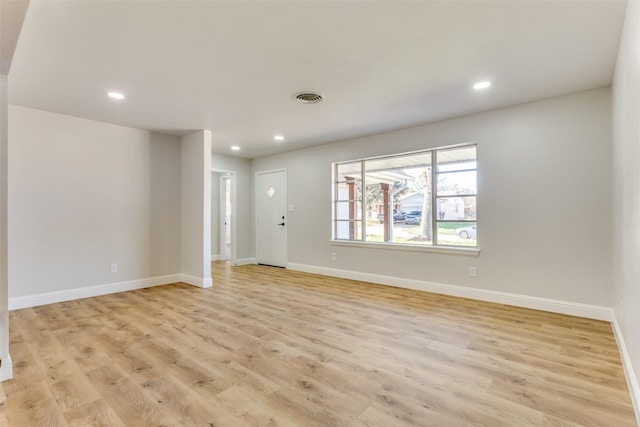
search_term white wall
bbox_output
[252,88,612,308]
[612,0,640,418]
[8,105,182,298]
[181,130,212,286]
[212,153,253,262]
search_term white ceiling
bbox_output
[9,1,627,159]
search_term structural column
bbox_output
[381,183,390,242]
[347,177,356,239]
[0,0,30,381]
[0,73,10,381]
[181,130,212,288]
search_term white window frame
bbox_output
[331,143,479,255]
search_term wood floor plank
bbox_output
[234,343,369,418]
[63,398,127,427]
[541,413,585,427]
[138,372,254,427]
[215,384,291,427]
[2,337,47,397]
[5,380,69,427]
[0,381,9,426]
[85,362,179,427]
[0,261,636,426]
[49,371,102,413]
[355,405,425,427]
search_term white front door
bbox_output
[256,170,287,267]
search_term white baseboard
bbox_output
[611,312,640,424]
[8,272,218,311]
[287,263,612,321]
[9,274,183,310]
[233,257,256,266]
[0,355,12,381]
[211,254,223,261]
[181,274,213,288]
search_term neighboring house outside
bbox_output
[438,197,466,220]
[397,192,423,213]
[397,192,466,220]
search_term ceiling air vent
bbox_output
[293,92,324,104]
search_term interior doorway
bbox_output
[221,175,231,261]
[212,170,236,265]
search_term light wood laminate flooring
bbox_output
[0,262,636,426]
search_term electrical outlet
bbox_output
[110,263,118,273]
[468,266,476,277]
[331,253,337,261]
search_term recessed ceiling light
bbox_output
[473,81,491,90]
[230,145,240,151]
[107,91,125,100]
[274,135,284,141]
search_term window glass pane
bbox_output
[366,165,434,245]
[437,170,477,196]
[366,152,431,172]
[436,196,476,220]
[363,182,397,224]
[400,220,434,245]
[336,182,362,202]
[437,146,476,165]
[336,162,362,182]
[436,222,476,246]
[399,174,432,242]
[438,161,476,173]
[335,220,362,240]
[335,201,362,221]
[365,221,384,242]
[364,219,434,245]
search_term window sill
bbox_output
[330,240,480,256]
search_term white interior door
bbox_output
[256,170,287,267]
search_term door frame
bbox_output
[212,169,237,266]
[255,168,288,267]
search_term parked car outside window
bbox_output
[454,224,476,239]
[404,210,422,225]
[378,209,406,223]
